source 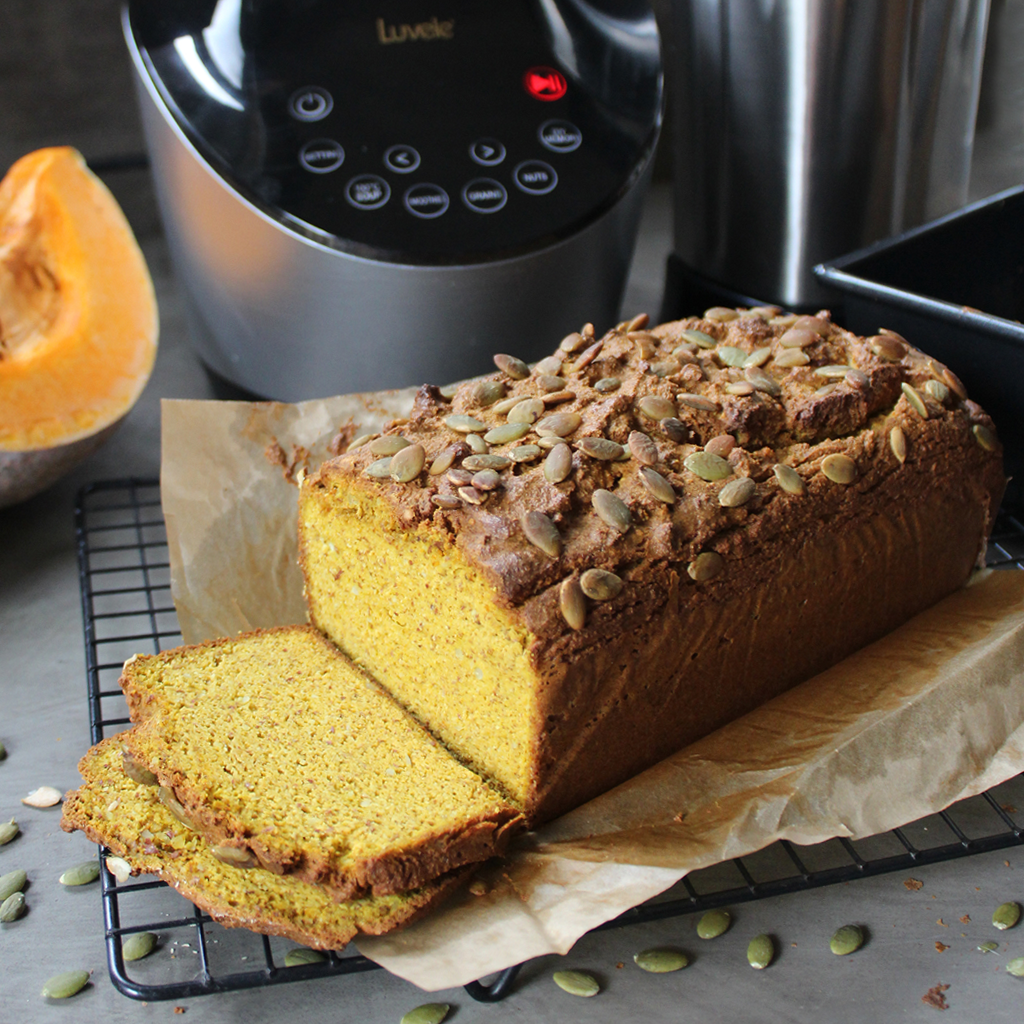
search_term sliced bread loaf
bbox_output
[118,625,522,898]
[61,736,471,949]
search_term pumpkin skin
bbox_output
[0,147,158,508]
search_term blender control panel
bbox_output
[133,0,661,263]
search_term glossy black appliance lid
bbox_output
[127,0,662,264]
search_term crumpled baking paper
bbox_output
[160,395,1024,991]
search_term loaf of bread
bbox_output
[114,625,522,897]
[298,309,1005,825]
[62,736,471,949]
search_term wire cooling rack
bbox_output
[75,478,1024,1001]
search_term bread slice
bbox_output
[61,736,471,950]
[117,625,523,898]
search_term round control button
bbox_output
[524,66,567,101]
[299,139,345,174]
[462,178,507,214]
[345,175,391,210]
[288,86,333,122]
[513,160,558,195]
[384,144,421,174]
[469,138,506,166]
[539,120,582,153]
[404,183,449,219]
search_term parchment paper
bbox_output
[160,396,1024,990]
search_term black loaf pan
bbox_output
[815,185,1024,505]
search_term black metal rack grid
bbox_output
[75,478,1024,1002]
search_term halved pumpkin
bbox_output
[0,147,158,508]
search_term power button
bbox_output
[288,87,333,122]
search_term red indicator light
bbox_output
[524,66,567,101]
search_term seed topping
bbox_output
[684,451,733,482]
[639,467,675,504]
[592,489,632,533]
[628,430,659,466]
[493,353,530,379]
[445,414,486,433]
[890,426,907,463]
[718,476,756,507]
[483,422,530,445]
[559,576,586,629]
[521,511,562,558]
[821,453,857,484]
[580,568,623,600]
[900,382,929,419]
[688,551,724,582]
[638,395,676,421]
[578,437,625,461]
[507,398,546,424]
[463,454,511,471]
[536,412,582,438]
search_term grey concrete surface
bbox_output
[1,4,1023,1022]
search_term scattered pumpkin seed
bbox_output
[638,395,676,421]
[634,947,689,973]
[628,430,659,466]
[973,423,998,451]
[41,970,89,999]
[509,444,541,462]
[157,787,195,830]
[470,469,501,491]
[900,382,928,418]
[447,468,473,486]
[534,354,564,376]
[580,568,623,601]
[463,454,511,471]
[365,457,393,478]
[816,364,851,379]
[482,422,529,446]
[578,437,625,461]
[568,339,603,371]
[431,494,461,509]
[718,476,756,507]
[773,464,804,495]
[536,412,582,438]
[717,346,748,367]
[639,466,675,504]
[21,786,62,808]
[438,383,459,400]
[770,313,799,327]
[594,376,621,392]
[744,346,773,368]
[592,489,632,533]
[821,453,857,484]
[993,901,1022,930]
[552,969,600,997]
[684,451,733,482]
[470,379,506,407]
[745,366,782,395]
[779,327,817,349]
[0,869,27,901]
[210,845,258,869]
[631,331,658,359]
[747,934,774,969]
[649,359,681,378]
[705,434,736,456]
[543,389,576,406]
[508,398,545,424]
[943,367,967,400]
[846,367,870,387]
[977,940,1000,954]
[105,857,132,882]
[493,353,530,379]
[123,932,158,961]
[1006,957,1024,977]
[347,433,374,451]
[60,861,100,887]
[688,551,724,582]
[773,348,810,368]
[704,306,739,322]
[465,433,488,454]
[284,947,328,968]
[560,331,586,354]
[122,750,158,786]
[697,909,731,939]
[676,392,720,412]
[725,381,754,395]
[390,443,425,482]
[521,511,562,557]
[660,418,690,443]
[0,819,19,846]
[0,891,26,922]
[445,414,486,433]
[672,342,697,361]
[683,328,717,348]
[492,394,523,415]
[559,576,586,630]
[544,443,573,483]
[870,334,906,361]
[795,315,830,335]
[830,924,864,955]
[890,426,907,463]
[369,435,410,456]
[458,485,487,505]
[428,447,458,476]
[626,312,651,331]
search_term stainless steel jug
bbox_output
[665,0,990,313]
